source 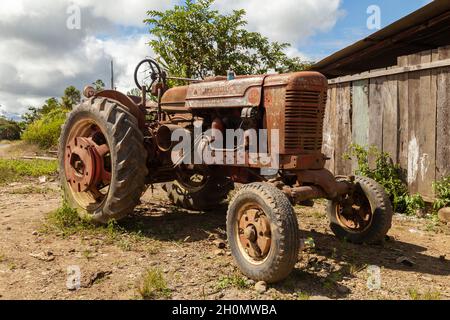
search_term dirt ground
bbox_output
[0,144,449,300]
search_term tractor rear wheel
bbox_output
[327,176,393,244]
[227,183,300,283]
[163,169,233,211]
[58,97,148,224]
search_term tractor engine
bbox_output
[152,72,328,179]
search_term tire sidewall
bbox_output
[327,176,392,244]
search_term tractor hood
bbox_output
[160,72,326,111]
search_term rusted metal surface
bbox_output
[64,127,111,198]
[237,206,272,260]
[185,76,264,109]
[263,72,328,156]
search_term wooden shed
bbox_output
[312,0,450,201]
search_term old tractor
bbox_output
[59,58,393,283]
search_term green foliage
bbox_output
[216,274,250,290]
[138,268,172,300]
[433,176,450,211]
[93,79,106,91]
[61,86,81,110]
[22,107,68,149]
[0,159,58,183]
[145,0,311,80]
[0,117,21,140]
[345,144,425,215]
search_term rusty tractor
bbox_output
[58,59,393,283]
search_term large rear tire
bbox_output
[227,183,300,283]
[163,170,233,211]
[327,176,393,244]
[58,97,148,224]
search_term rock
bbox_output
[421,276,433,282]
[255,281,267,294]
[336,284,351,294]
[214,249,224,256]
[247,279,255,286]
[214,240,226,249]
[29,252,55,262]
[6,227,11,231]
[68,248,76,253]
[38,176,47,184]
[438,207,450,223]
[32,231,39,236]
[82,271,112,288]
[396,256,415,267]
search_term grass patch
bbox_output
[296,291,311,300]
[216,274,251,290]
[138,268,172,300]
[408,288,441,300]
[43,203,150,252]
[7,185,55,195]
[0,159,58,184]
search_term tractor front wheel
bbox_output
[58,97,148,224]
[327,176,393,244]
[227,183,300,283]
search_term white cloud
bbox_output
[0,0,162,115]
[213,0,343,46]
[0,0,343,116]
[72,0,175,27]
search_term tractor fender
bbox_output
[93,90,146,129]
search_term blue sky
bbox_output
[0,0,435,116]
[302,0,432,60]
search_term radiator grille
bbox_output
[284,90,326,152]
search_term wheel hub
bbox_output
[64,136,111,194]
[238,208,272,260]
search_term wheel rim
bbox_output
[176,169,210,192]
[335,188,373,233]
[235,202,272,264]
[64,119,112,209]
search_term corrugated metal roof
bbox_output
[312,0,450,78]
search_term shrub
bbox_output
[433,176,450,211]
[0,118,21,140]
[22,108,68,149]
[345,144,425,215]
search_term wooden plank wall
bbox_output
[322,45,450,201]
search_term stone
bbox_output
[396,256,415,267]
[255,281,267,294]
[438,207,450,223]
[336,284,351,294]
[32,231,39,236]
[214,240,226,249]
[214,249,224,256]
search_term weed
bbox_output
[216,274,250,290]
[297,291,310,300]
[433,176,450,211]
[408,288,441,300]
[344,144,425,215]
[138,268,172,300]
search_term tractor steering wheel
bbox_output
[134,58,165,92]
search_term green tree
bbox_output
[93,79,106,91]
[0,117,21,140]
[145,0,311,80]
[61,86,81,109]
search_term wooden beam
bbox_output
[329,58,450,84]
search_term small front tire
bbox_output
[227,183,300,283]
